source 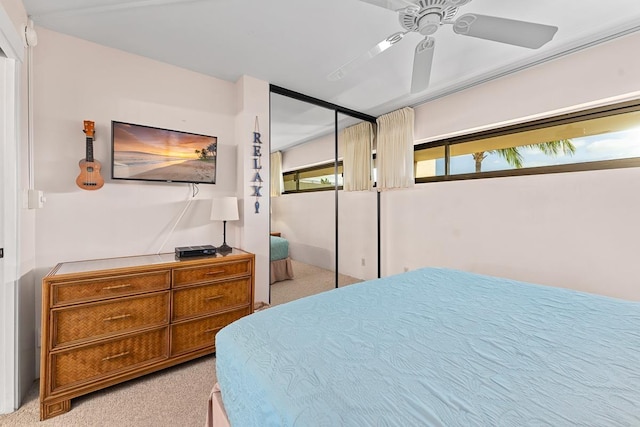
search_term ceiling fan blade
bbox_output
[411,37,435,93]
[358,0,417,11]
[453,13,558,49]
[328,32,407,81]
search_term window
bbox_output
[414,145,446,179]
[282,161,343,193]
[415,100,640,182]
[282,100,640,189]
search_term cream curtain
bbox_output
[341,122,374,191]
[376,107,414,190]
[270,151,284,197]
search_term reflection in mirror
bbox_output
[269,92,338,305]
[337,113,378,284]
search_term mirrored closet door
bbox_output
[269,92,337,305]
[337,113,379,285]
[268,87,378,305]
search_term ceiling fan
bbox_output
[328,0,558,93]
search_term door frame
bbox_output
[0,3,23,414]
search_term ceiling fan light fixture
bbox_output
[418,11,443,35]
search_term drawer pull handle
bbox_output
[205,295,224,302]
[102,351,130,361]
[205,269,226,276]
[102,284,132,291]
[103,313,132,322]
[203,327,223,334]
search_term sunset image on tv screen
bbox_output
[112,122,217,184]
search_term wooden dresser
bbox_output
[39,249,254,420]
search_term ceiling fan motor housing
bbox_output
[400,0,462,35]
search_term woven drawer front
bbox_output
[50,327,168,392]
[51,270,170,306]
[172,259,251,287]
[170,307,250,356]
[51,292,170,349]
[172,278,251,321]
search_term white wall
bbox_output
[382,169,640,299]
[275,133,337,271]
[281,133,337,171]
[33,28,240,268]
[384,30,640,300]
[31,28,270,375]
[272,31,640,300]
[235,75,270,304]
[338,191,377,281]
[273,130,378,281]
[272,190,378,281]
[414,32,640,143]
[271,191,336,271]
[19,25,36,406]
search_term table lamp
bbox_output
[210,197,239,253]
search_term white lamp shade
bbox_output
[210,197,239,221]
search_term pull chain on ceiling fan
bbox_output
[329,0,558,93]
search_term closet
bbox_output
[269,86,379,303]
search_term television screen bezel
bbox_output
[111,120,218,185]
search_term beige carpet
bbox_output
[0,356,217,427]
[0,260,360,426]
[270,259,362,306]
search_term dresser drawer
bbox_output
[51,292,170,349]
[172,259,251,287]
[49,327,168,393]
[170,307,250,356]
[172,278,251,321]
[51,270,171,307]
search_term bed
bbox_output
[270,235,294,284]
[207,267,640,426]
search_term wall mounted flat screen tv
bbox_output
[111,121,217,184]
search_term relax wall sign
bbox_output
[251,117,263,214]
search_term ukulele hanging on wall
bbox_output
[76,120,104,190]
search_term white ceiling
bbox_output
[23,0,640,150]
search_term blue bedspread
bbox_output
[270,236,289,262]
[215,268,640,426]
